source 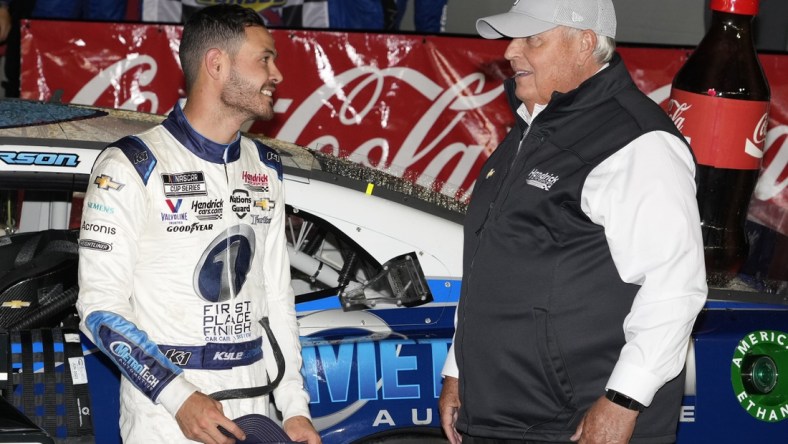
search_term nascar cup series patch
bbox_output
[730,330,788,422]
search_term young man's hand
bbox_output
[175,391,244,444]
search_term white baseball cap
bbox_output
[476,0,617,39]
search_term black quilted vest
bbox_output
[455,53,689,443]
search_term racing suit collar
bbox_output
[162,102,242,164]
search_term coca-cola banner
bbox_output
[20,19,788,238]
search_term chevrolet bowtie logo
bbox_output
[94,174,125,191]
[254,199,275,211]
[2,300,31,309]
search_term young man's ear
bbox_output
[204,48,225,81]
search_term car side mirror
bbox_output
[339,252,433,311]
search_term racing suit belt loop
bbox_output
[159,337,263,370]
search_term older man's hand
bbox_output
[439,376,462,444]
[570,395,639,444]
[283,415,322,444]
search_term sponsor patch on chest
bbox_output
[161,171,207,197]
[241,171,269,192]
[525,168,559,191]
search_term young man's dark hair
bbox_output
[179,4,266,92]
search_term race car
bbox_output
[0,100,785,443]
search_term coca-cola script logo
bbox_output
[754,123,788,202]
[750,121,788,236]
[71,55,163,112]
[22,21,186,114]
[667,99,692,133]
[745,113,770,159]
[272,66,503,199]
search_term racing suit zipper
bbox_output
[223,148,231,250]
[224,148,232,229]
[223,146,230,183]
[223,149,229,223]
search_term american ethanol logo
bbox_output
[730,330,787,422]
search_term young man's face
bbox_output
[504,26,587,112]
[221,26,283,122]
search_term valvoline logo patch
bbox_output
[165,198,182,213]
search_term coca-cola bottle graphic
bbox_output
[668,0,770,285]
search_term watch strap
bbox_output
[605,389,645,412]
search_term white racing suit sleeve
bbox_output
[76,145,198,414]
[259,145,311,421]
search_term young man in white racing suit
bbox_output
[76,5,321,444]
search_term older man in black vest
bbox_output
[439,1,707,443]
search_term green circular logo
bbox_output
[730,330,788,422]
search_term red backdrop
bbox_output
[20,20,788,242]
